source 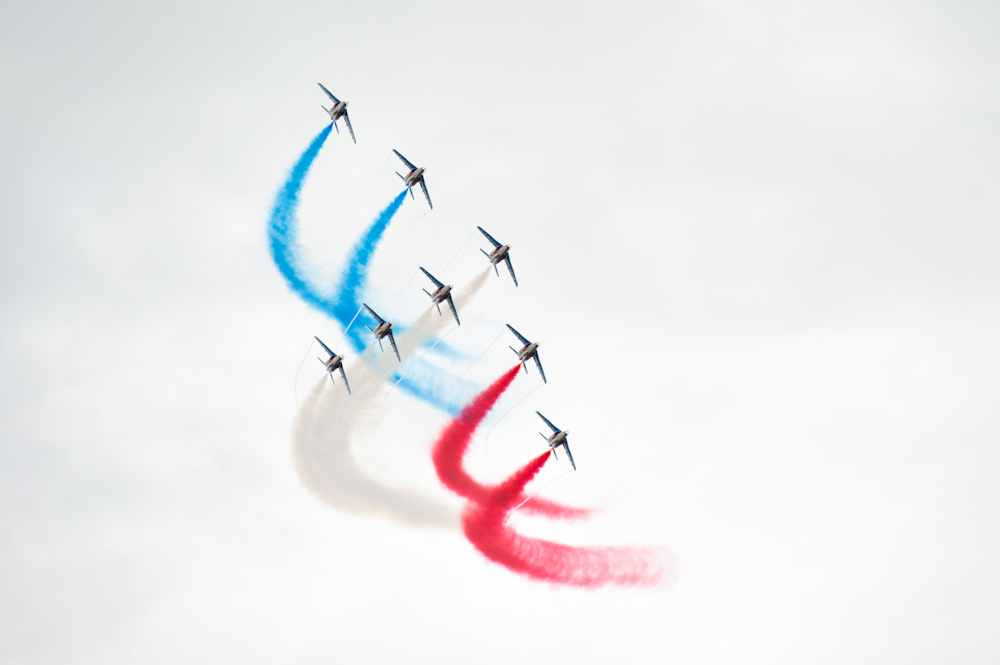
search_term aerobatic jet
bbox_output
[393,149,432,209]
[317,83,355,143]
[477,226,517,287]
[537,411,575,470]
[419,267,460,326]
[315,336,350,395]
[363,304,400,362]
[506,324,545,383]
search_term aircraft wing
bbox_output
[342,110,356,144]
[317,82,340,104]
[339,366,351,395]
[477,226,502,248]
[314,336,335,358]
[419,267,444,288]
[536,411,560,434]
[387,329,400,362]
[419,178,432,209]
[506,324,531,346]
[363,303,385,325]
[533,352,547,384]
[503,255,518,287]
[446,294,460,326]
[392,149,417,171]
[560,441,576,471]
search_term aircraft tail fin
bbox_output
[422,288,432,299]
[396,171,404,180]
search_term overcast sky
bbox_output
[1,0,999,662]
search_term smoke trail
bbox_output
[292,363,459,529]
[290,270,494,527]
[266,123,406,342]
[268,124,335,313]
[329,190,408,350]
[462,453,672,588]
[431,366,592,520]
[266,129,472,414]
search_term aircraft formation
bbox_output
[310,81,576,467]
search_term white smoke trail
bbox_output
[289,268,492,528]
[291,357,459,528]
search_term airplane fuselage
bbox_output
[374,321,393,339]
[324,355,344,372]
[488,245,510,264]
[327,101,348,121]
[404,167,425,187]
[517,342,539,362]
[429,284,452,303]
[548,431,568,448]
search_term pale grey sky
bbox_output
[1,0,998,662]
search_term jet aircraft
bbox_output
[363,304,400,362]
[315,336,350,395]
[317,83,355,143]
[393,149,432,209]
[477,226,517,286]
[537,411,575,470]
[419,267,460,326]
[506,324,545,383]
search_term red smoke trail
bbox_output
[463,453,671,588]
[431,365,590,520]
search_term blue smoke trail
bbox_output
[331,190,407,350]
[268,126,476,415]
[268,124,334,314]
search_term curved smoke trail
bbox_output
[463,453,672,588]
[267,126,476,415]
[329,192,407,351]
[292,366,459,529]
[291,271,493,527]
[268,124,335,313]
[431,366,592,520]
